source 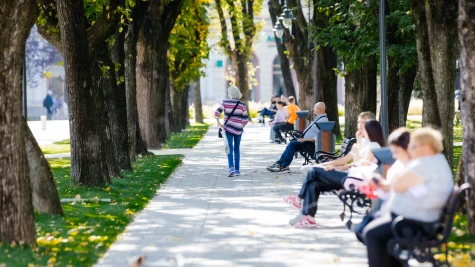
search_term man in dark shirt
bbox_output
[43,90,54,120]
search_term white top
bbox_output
[350,140,381,167]
[378,160,406,214]
[388,154,454,222]
[271,107,288,126]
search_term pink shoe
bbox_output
[283,195,302,210]
[293,215,317,228]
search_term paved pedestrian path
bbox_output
[96,123,367,267]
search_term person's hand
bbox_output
[218,122,225,128]
[368,177,381,189]
[297,138,305,143]
[324,165,336,171]
[268,122,272,126]
[356,130,363,139]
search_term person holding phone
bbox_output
[362,128,454,267]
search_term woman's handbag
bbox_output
[218,101,240,138]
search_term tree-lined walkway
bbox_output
[96,124,366,267]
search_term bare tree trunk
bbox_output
[57,0,110,185]
[91,44,122,177]
[170,79,183,132]
[124,0,149,161]
[316,45,340,137]
[235,52,250,109]
[344,69,366,137]
[111,29,132,171]
[167,78,177,133]
[194,80,204,123]
[387,55,400,132]
[0,0,37,245]
[458,0,475,234]
[182,86,190,128]
[399,65,417,126]
[24,119,63,215]
[362,55,377,115]
[412,0,457,167]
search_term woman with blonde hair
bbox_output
[215,86,249,177]
[363,127,454,267]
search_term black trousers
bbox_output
[298,167,347,216]
[274,122,294,140]
[362,213,403,267]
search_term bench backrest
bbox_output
[339,138,356,157]
[440,183,471,241]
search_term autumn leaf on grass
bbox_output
[125,209,135,215]
[104,187,111,192]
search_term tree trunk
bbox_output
[399,65,417,126]
[170,80,183,132]
[412,0,441,129]
[362,55,377,115]
[0,0,37,245]
[136,2,173,148]
[124,0,149,161]
[194,80,204,123]
[344,69,366,137]
[387,55,400,132]
[316,46,340,137]
[425,1,458,168]
[111,29,132,171]
[24,119,63,215]
[135,112,150,155]
[235,52,251,110]
[182,85,190,128]
[458,0,475,234]
[167,78,177,133]
[412,0,457,167]
[91,43,123,177]
[57,0,110,186]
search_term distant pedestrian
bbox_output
[43,90,54,120]
[215,86,249,177]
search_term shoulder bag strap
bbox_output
[224,101,240,126]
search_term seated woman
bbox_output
[363,128,454,267]
[283,119,385,228]
[354,128,411,242]
[268,101,287,143]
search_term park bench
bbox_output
[387,183,472,267]
[314,137,356,164]
[337,147,394,229]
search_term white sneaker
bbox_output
[289,214,306,225]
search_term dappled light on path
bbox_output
[96,124,367,266]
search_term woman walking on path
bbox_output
[215,86,249,177]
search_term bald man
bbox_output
[267,102,328,172]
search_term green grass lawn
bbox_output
[164,123,210,149]
[40,139,71,154]
[40,123,210,154]
[0,155,182,266]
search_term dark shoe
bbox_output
[266,163,280,171]
[267,165,289,172]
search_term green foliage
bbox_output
[0,155,182,266]
[169,0,211,91]
[313,0,416,74]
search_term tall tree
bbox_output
[458,0,475,233]
[194,80,204,123]
[215,0,262,110]
[0,0,38,245]
[315,0,378,137]
[411,0,458,167]
[124,0,150,160]
[169,0,210,131]
[270,0,341,136]
[136,0,186,148]
[37,0,133,183]
[268,1,297,100]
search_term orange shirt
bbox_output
[286,103,300,124]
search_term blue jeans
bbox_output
[225,131,242,171]
[276,140,313,167]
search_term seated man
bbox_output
[274,96,300,143]
[267,102,328,172]
[258,95,279,124]
[269,101,287,143]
